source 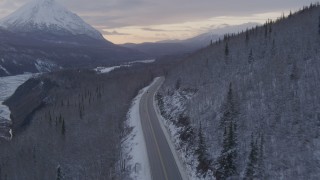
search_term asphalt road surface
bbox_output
[140,77,183,180]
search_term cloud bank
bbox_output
[0,0,317,43]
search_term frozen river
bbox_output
[0,74,33,139]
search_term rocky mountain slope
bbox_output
[157,4,320,179]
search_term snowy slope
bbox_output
[0,0,103,40]
[158,4,320,179]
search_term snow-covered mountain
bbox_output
[0,0,103,40]
[0,0,148,77]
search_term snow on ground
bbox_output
[128,59,155,65]
[0,65,10,75]
[0,74,33,121]
[35,59,58,72]
[121,78,160,180]
[0,0,103,40]
[0,73,33,139]
[94,65,131,74]
[95,59,155,74]
[153,84,189,180]
[156,90,215,180]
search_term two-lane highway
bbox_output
[140,77,183,180]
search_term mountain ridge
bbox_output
[0,0,148,77]
[121,22,259,57]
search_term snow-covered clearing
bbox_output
[121,78,160,180]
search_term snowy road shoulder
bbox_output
[152,79,189,180]
[121,78,160,180]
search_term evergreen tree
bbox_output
[290,63,299,80]
[257,133,265,178]
[195,122,212,177]
[175,79,181,90]
[49,111,52,124]
[225,43,229,56]
[318,16,320,34]
[248,49,254,64]
[245,134,259,180]
[271,39,276,57]
[220,83,238,127]
[216,84,239,179]
[61,119,66,136]
[216,122,238,179]
[269,25,272,34]
[59,114,62,123]
[264,25,268,38]
[178,115,194,144]
[245,30,249,44]
[56,165,63,180]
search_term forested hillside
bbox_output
[157,4,320,179]
[0,60,174,179]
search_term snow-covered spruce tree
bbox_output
[56,165,63,180]
[248,49,254,64]
[219,83,238,128]
[216,84,239,179]
[177,115,195,147]
[61,119,65,136]
[216,122,238,179]
[225,42,229,57]
[175,78,181,90]
[245,30,249,44]
[195,122,212,177]
[257,133,265,178]
[244,134,259,180]
[318,16,320,34]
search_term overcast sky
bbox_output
[0,0,318,43]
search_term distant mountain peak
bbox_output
[0,0,103,40]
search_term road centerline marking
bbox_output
[145,84,169,180]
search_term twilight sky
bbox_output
[0,0,317,44]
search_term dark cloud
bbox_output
[103,30,130,35]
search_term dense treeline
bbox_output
[0,59,178,179]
